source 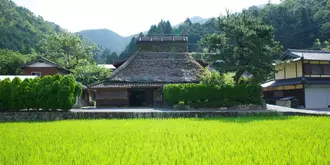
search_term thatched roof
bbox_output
[105,52,204,83]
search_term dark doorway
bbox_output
[129,89,148,107]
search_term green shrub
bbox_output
[29,77,41,110]
[163,83,263,108]
[0,78,12,111]
[173,101,187,110]
[10,77,22,111]
[59,76,79,111]
[19,78,33,110]
[0,75,82,112]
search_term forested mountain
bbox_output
[246,0,330,50]
[116,0,330,62]
[0,0,116,85]
[77,29,132,53]
[0,0,120,64]
[187,16,210,24]
[0,0,66,54]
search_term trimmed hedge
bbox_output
[163,83,263,108]
[0,74,82,112]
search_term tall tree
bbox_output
[0,49,33,75]
[148,25,158,35]
[184,18,193,26]
[73,65,110,85]
[201,11,282,84]
[164,21,173,35]
[37,33,94,69]
[110,52,119,62]
[101,48,112,64]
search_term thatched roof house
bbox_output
[90,36,204,107]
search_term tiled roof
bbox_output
[262,77,330,88]
[283,49,330,61]
[261,78,303,88]
[21,56,72,73]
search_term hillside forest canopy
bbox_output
[1,0,330,85]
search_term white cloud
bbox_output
[13,0,280,36]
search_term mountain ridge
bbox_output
[77,29,132,53]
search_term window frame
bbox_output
[31,72,41,76]
[304,64,328,75]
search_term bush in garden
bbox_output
[50,79,61,111]
[0,78,12,111]
[163,83,263,109]
[48,74,63,111]
[29,77,41,110]
[0,74,82,112]
[201,69,225,86]
[38,76,54,110]
[18,78,33,110]
[10,77,22,111]
[59,76,79,111]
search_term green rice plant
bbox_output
[0,116,330,165]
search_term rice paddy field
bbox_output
[1,116,330,165]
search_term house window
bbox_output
[304,64,322,75]
[31,72,41,76]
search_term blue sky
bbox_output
[13,0,280,36]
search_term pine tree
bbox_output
[164,21,173,35]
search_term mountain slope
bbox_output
[173,16,212,28]
[0,0,67,54]
[189,16,211,24]
[78,29,131,53]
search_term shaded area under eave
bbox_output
[262,77,330,88]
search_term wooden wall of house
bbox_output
[94,87,166,108]
[263,85,305,106]
[275,61,303,80]
[303,60,330,77]
[95,88,129,107]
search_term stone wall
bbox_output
[0,111,325,122]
